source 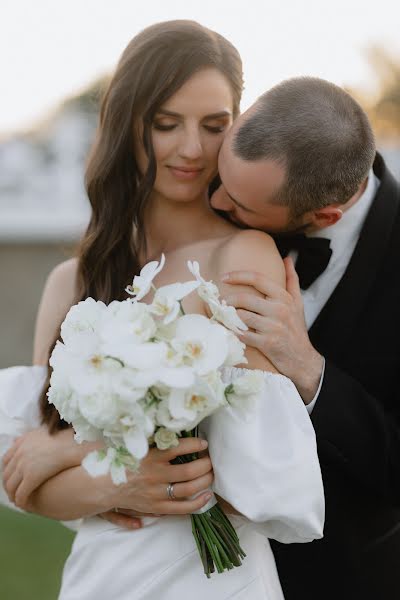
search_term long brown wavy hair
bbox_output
[41,20,243,432]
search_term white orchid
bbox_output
[224,330,247,367]
[103,300,156,344]
[82,447,130,485]
[187,260,247,333]
[172,314,229,375]
[120,405,154,460]
[187,260,220,303]
[167,378,223,430]
[125,254,166,301]
[132,365,195,389]
[207,298,248,334]
[150,281,200,324]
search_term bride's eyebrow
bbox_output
[156,109,232,119]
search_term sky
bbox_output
[1,0,400,136]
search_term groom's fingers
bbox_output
[222,270,291,301]
[99,510,143,530]
[284,257,302,303]
[4,470,23,502]
[2,453,20,489]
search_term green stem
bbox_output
[194,514,224,573]
[198,514,232,568]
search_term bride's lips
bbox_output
[167,166,204,181]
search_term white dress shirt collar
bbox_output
[308,170,379,258]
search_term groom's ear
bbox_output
[309,206,344,229]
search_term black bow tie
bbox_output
[274,234,333,290]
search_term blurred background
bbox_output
[1,0,399,597]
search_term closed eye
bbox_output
[204,125,226,134]
[153,123,176,131]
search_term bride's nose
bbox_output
[177,126,203,161]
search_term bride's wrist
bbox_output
[91,473,124,512]
[59,430,104,471]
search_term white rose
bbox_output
[78,390,121,429]
[61,298,107,344]
[233,371,264,396]
[154,427,179,450]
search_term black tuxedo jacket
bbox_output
[271,154,400,600]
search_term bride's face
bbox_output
[135,67,234,203]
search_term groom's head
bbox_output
[211,77,376,234]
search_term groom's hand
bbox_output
[99,508,157,530]
[222,257,324,404]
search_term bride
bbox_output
[0,20,324,599]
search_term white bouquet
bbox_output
[48,255,264,577]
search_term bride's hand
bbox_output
[2,426,101,508]
[102,437,214,522]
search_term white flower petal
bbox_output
[110,462,128,485]
[82,450,110,477]
[123,427,149,459]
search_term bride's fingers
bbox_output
[4,470,23,502]
[156,490,213,515]
[167,456,212,483]
[170,471,214,500]
[157,437,208,462]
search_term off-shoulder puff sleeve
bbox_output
[0,366,47,510]
[0,366,81,531]
[202,367,325,544]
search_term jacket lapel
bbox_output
[309,154,400,354]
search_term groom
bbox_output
[209,77,400,600]
[104,77,400,599]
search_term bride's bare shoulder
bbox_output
[213,229,285,286]
[33,258,79,365]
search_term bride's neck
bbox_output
[141,190,222,260]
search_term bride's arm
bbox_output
[208,230,324,542]
[27,440,213,520]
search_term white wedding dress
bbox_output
[0,365,324,599]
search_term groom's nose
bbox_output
[210,185,233,211]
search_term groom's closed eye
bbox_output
[225,189,255,214]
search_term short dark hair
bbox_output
[233,77,376,216]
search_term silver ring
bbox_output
[114,507,119,513]
[166,482,176,500]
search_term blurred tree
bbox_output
[60,75,110,116]
[348,46,400,141]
